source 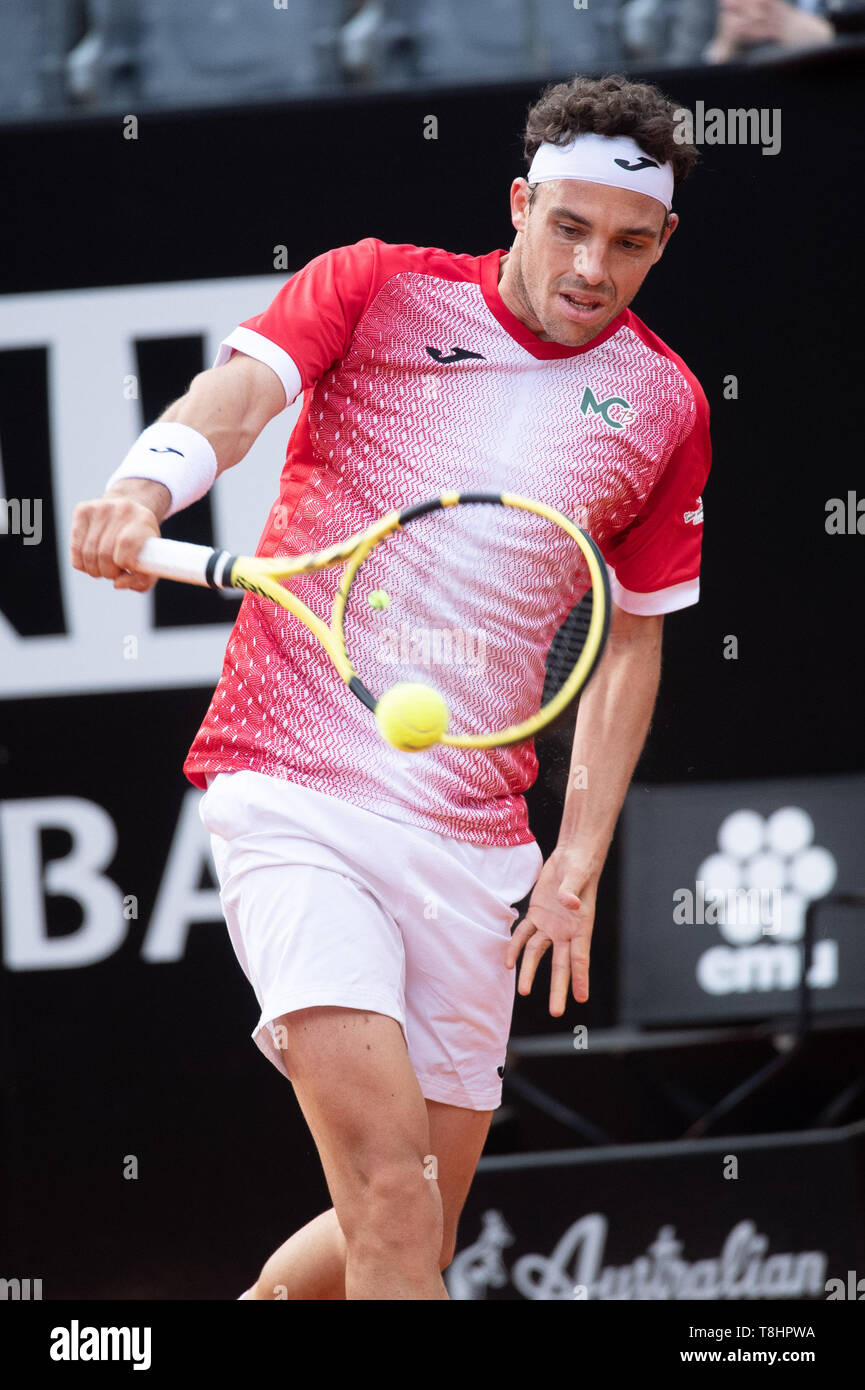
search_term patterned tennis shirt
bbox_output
[184,238,711,845]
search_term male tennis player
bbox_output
[70,74,709,1300]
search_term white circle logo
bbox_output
[697,806,837,944]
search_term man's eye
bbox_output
[620,240,643,251]
[558,225,579,237]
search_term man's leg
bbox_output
[244,1017,492,1300]
[250,1004,449,1300]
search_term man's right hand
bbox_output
[69,483,169,592]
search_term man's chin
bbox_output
[543,319,606,347]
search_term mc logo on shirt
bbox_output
[579,386,636,430]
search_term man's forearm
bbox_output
[157,369,257,477]
[556,622,663,872]
[101,354,286,522]
[109,353,286,498]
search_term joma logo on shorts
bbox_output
[579,388,636,431]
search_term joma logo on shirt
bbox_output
[579,388,636,430]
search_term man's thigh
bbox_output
[275,1005,490,1253]
[276,1005,433,1218]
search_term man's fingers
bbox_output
[114,526,156,574]
[113,571,156,592]
[71,510,124,579]
[70,516,101,578]
[557,888,582,910]
[69,512,88,574]
[549,942,572,1017]
[570,935,590,1004]
[516,934,590,1011]
[70,498,159,584]
[516,932,549,996]
[508,867,595,1009]
[80,534,123,580]
[505,917,536,968]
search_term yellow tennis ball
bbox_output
[368,589,390,610]
[375,682,450,751]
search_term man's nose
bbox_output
[572,240,608,285]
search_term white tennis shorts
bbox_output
[199,769,543,1110]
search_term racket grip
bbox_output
[135,537,226,587]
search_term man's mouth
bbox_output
[558,291,607,321]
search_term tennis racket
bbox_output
[133,490,610,750]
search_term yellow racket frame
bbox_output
[223,490,609,750]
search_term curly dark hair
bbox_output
[524,72,698,189]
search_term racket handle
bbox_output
[135,537,230,587]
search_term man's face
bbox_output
[501,178,678,346]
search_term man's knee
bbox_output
[341,1159,443,1253]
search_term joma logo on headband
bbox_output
[580,388,636,431]
[613,157,660,173]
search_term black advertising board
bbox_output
[448,1121,865,1301]
[619,775,865,1026]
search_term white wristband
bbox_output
[105,422,218,518]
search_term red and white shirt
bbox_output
[184,239,711,845]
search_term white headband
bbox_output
[527,132,674,212]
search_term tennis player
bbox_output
[70,74,709,1300]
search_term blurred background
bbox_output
[2,0,865,118]
[0,0,865,119]
[1,0,864,1302]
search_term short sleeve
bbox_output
[211,239,380,409]
[600,381,711,615]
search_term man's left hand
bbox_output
[505,848,598,1016]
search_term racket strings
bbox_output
[542,593,596,705]
[342,502,597,738]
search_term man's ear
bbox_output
[510,177,532,235]
[653,211,679,264]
